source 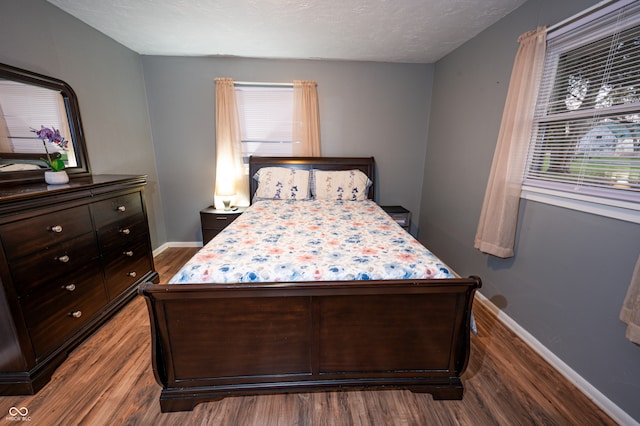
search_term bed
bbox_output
[140,156,481,413]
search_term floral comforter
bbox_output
[169,199,455,284]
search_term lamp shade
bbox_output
[216,178,235,197]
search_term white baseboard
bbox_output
[152,241,201,257]
[475,292,638,426]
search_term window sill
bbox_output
[520,185,640,224]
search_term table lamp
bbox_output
[216,179,236,211]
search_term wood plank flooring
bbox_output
[0,247,616,425]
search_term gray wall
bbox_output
[421,0,640,421]
[0,0,166,249]
[142,56,433,242]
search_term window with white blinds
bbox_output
[235,84,294,160]
[523,1,640,219]
[0,81,67,154]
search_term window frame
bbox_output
[521,0,640,223]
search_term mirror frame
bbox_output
[0,62,91,185]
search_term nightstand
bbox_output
[380,205,411,232]
[200,206,246,245]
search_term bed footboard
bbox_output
[140,277,481,413]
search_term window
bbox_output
[235,83,294,162]
[522,1,640,222]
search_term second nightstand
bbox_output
[200,206,246,245]
[380,205,411,232]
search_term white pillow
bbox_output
[312,169,372,201]
[254,167,310,200]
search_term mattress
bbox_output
[169,199,455,284]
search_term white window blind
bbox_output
[235,84,294,159]
[523,1,640,207]
[0,81,67,154]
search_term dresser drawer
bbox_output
[10,232,100,295]
[22,259,107,328]
[103,238,152,299]
[96,212,147,251]
[24,262,108,358]
[91,192,143,229]
[200,211,242,231]
[0,205,93,260]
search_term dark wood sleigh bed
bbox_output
[139,156,481,413]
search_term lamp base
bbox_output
[222,199,231,211]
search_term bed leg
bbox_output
[159,391,225,412]
[159,400,197,413]
[409,381,464,400]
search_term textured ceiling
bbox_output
[47,0,527,63]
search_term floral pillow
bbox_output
[312,169,372,201]
[254,167,310,200]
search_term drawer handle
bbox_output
[58,255,70,263]
[64,283,76,292]
[69,311,82,318]
[216,216,229,220]
[120,228,131,235]
[49,225,63,233]
[127,271,137,278]
[124,250,134,257]
[117,205,126,212]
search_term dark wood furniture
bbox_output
[140,157,480,413]
[0,175,158,395]
[200,206,246,245]
[381,205,411,231]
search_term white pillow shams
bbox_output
[312,169,371,201]
[254,167,310,200]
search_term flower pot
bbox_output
[44,170,69,185]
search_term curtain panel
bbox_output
[474,27,547,258]
[292,80,321,157]
[0,104,11,151]
[214,78,249,208]
[621,255,640,345]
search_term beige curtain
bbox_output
[620,255,640,345]
[214,78,249,208]
[0,104,12,152]
[474,27,547,258]
[57,94,76,167]
[292,80,321,156]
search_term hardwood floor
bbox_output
[0,247,616,425]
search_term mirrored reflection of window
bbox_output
[0,80,77,167]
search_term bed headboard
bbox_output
[249,156,376,202]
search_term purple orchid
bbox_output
[30,125,68,171]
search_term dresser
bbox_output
[0,175,158,395]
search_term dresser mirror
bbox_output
[0,62,90,184]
